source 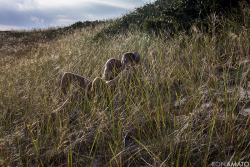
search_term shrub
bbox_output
[143,0,247,32]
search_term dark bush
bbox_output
[143,0,246,32]
[95,0,247,38]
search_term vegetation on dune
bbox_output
[0,20,106,67]
[0,0,249,166]
[96,0,247,38]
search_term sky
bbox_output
[0,0,155,31]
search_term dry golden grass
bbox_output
[0,12,249,166]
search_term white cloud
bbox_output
[82,14,96,20]
[88,0,135,9]
[0,0,156,30]
[33,0,134,10]
[54,15,78,25]
[17,0,37,11]
[30,16,44,24]
[34,0,84,9]
[0,24,24,31]
[57,18,78,24]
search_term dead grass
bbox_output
[0,11,249,166]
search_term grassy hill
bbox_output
[0,0,249,166]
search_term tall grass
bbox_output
[0,10,249,166]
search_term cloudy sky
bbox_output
[0,0,155,31]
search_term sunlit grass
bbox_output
[0,11,249,166]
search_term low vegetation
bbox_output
[0,0,249,166]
